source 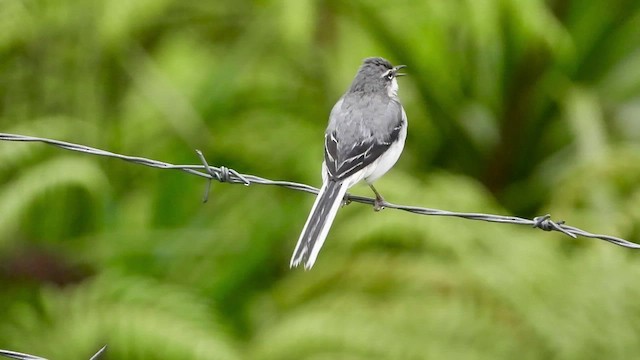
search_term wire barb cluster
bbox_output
[1,132,639,249]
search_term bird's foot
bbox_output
[373,194,385,212]
[341,194,352,207]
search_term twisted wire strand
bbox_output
[0,346,106,360]
[1,132,638,249]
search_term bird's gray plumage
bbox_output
[325,94,404,181]
[291,57,408,269]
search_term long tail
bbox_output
[290,179,348,269]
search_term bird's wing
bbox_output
[324,100,404,181]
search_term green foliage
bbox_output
[2,271,240,360]
[1,0,640,358]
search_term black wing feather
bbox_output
[324,122,402,181]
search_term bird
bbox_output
[290,57,408,270]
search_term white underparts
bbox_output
[387,78,399,98]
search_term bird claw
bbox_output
[341,195,352,207]
[373,196,385,212]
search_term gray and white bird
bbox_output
[290,57,408,269]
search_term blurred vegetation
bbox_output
[1,0,640,358]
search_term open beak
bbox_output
[394,65,407,77]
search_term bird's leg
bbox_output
[369,184,386,211]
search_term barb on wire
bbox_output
[88,346,106,360]
[1,132,639,250]
[196,149,249,203]
[0,346,106,360]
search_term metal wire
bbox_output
[0,346,106,360]
[1,132,639,249]
[0,349,46,360]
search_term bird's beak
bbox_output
[394,65,407,77]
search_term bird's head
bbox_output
[349,57,406,97]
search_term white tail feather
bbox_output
[290,180,348,269]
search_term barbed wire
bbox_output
[0,345,106,360]
[1,132,639,249]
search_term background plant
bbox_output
[1,0,640,358]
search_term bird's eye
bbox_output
[384,70,394,80]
